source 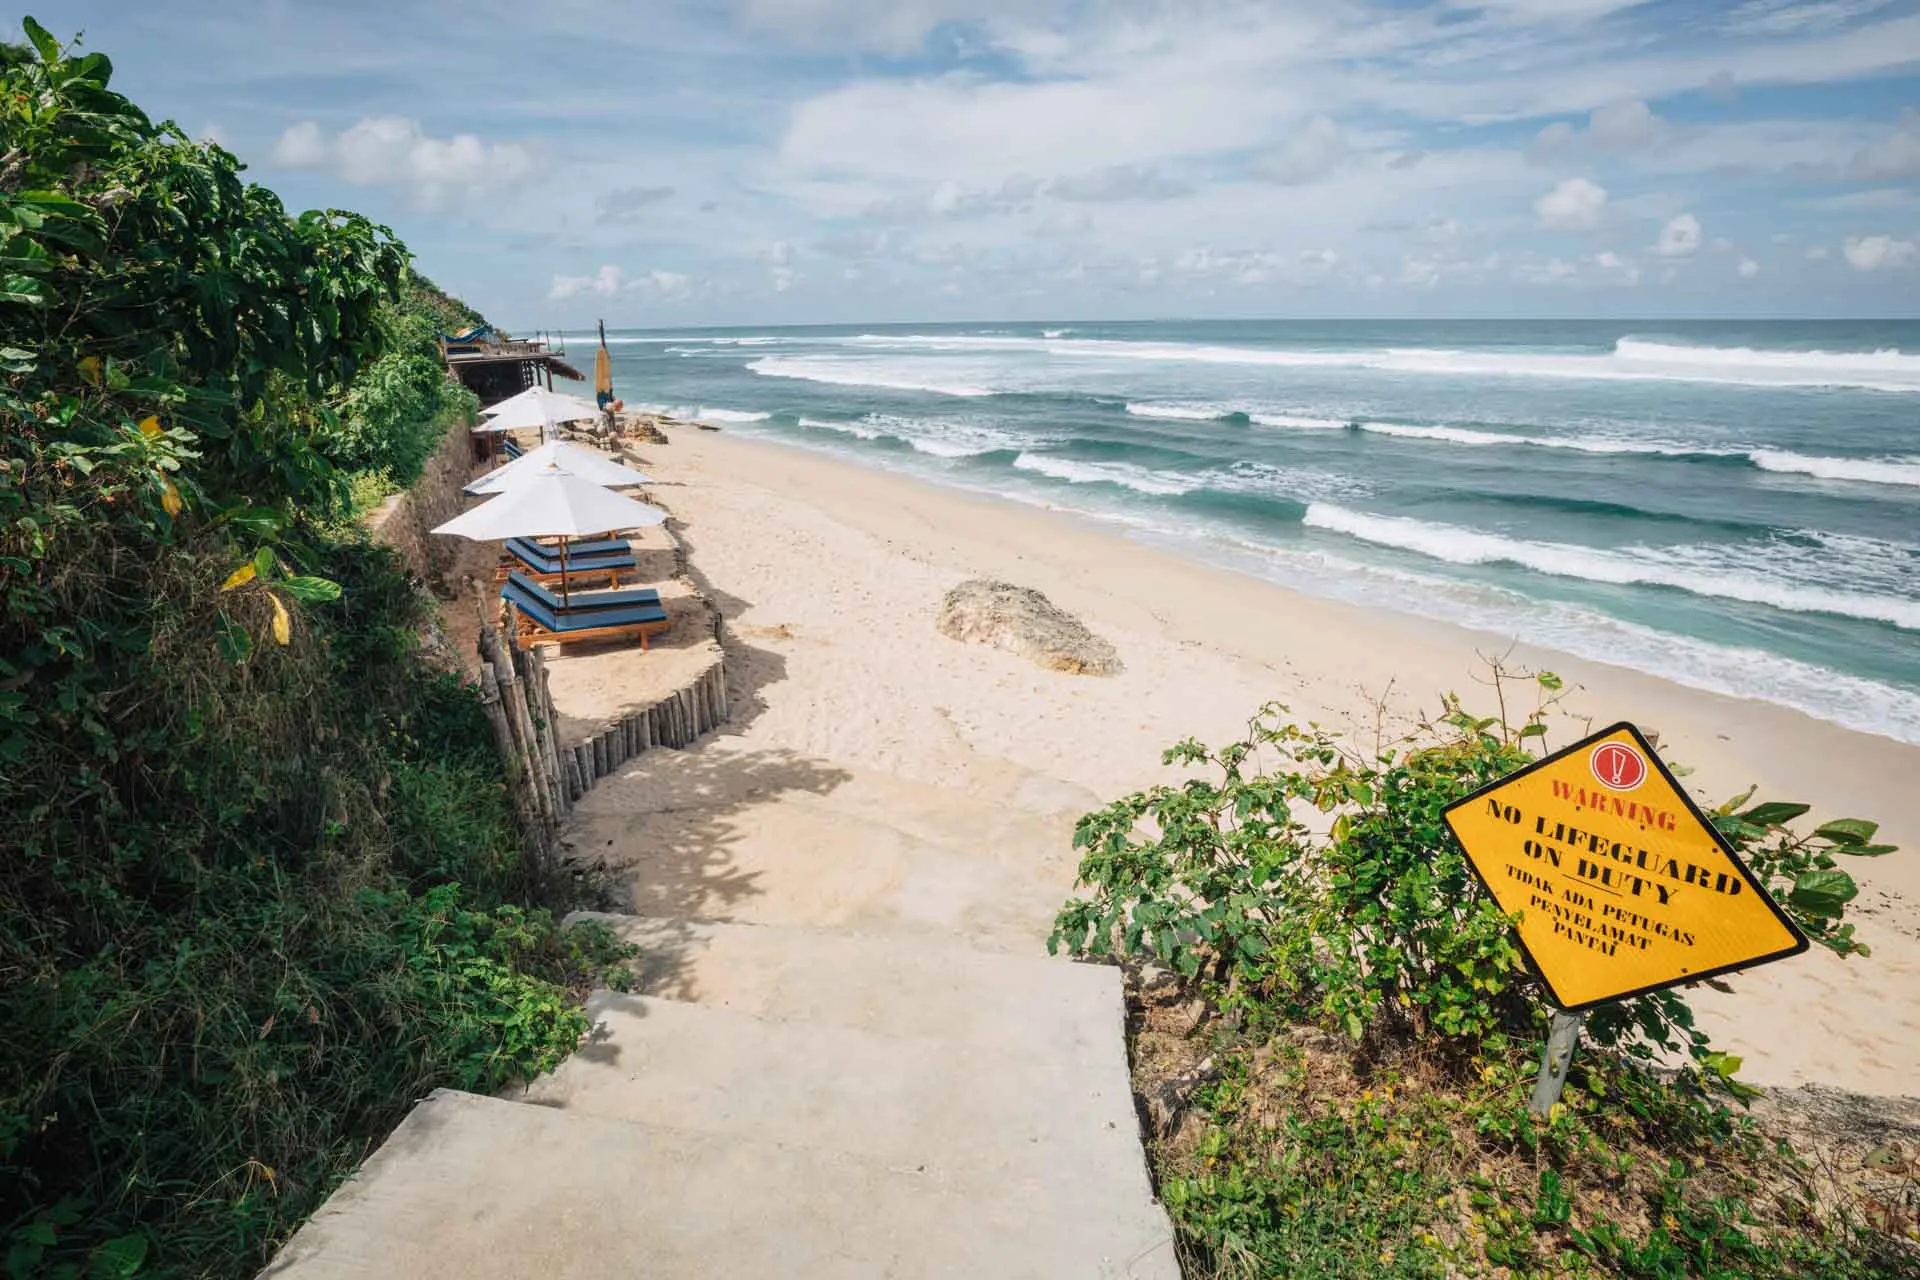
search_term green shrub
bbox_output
[1051,676,1886,1069]
[1,22,630,1276]
[1054,671,1909,1278]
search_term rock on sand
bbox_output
[937,579,1122,676]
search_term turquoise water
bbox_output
[584,320,1920,744]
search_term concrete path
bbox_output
[264,753,1177,1278]
[263,449,1181,1277]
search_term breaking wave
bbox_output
[1301,505,1920,629]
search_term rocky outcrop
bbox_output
[936,579,1122,676]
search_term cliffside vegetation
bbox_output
[1054,672,1915,1278]
[1,20,626,1276]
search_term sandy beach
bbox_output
[571,423,1919,1097]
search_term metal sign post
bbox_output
[1528,1009,1587,1116]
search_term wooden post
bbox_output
[496,657,554,853]
[1529,1009,1586,1117]
[525,647,566,819]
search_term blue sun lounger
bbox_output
[502,578,670,651]
[506,536,630,562]
[497,540,637,588]
[502,571,660,614]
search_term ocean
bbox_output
[582,319,1920,745]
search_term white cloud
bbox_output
[1589,99,1667,149]
[1738,256,1760,277]
[1656,212,1702,257]
[1842,234,1916,270]
[1723,0,1896,37]
[1252,116,1349,185]
[633,270,694,299]
[1845,109,1920,181]
[596,185,676,224]
[1048,165,1193,202]
[1532,98,1669,158]
[1801,187,1920,212]
[1807,245,1832,259]
[272,117,532,204]
[271,121,329,168]
[1535,177,1608,230]
[548,265,624,301]
[1591,249,1642,283]
[732,0,1059,55]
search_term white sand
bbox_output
[581,425,1919,1096]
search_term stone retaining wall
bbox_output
[364,418,475,593]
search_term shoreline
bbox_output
[638,421,1918,1095]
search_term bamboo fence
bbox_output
[473,609,729,870]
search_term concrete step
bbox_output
[563,760,1085,952]
[263,1089,1179,1279]
[567,912,1113,1039]
[516,988,1151,1189]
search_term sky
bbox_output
[27,0,1920,328]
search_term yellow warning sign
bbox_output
[1443,722,1807,1011]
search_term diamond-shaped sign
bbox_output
[1443,722,1807,1011]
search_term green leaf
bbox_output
[1699,1050,1743,1080]
[215,613,253,665]
[1789,869,1858,917]
[88,1234,148,1279]
[1536,671,1563,691]
[278,575,342,603]
[1814,818,1878,846]
[22,16,61,62]
[1,274,46,306]
[1740,801,1811,827]
[252,546,275,581]
[1845,843,1898,857]
[1518,722,1547,738]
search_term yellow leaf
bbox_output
[78,356,101,385]
[270,594,291,646]
[139,415,162,437]
[221,563,257,591]
[160,477,182,517]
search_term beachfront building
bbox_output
[440,326,587,406]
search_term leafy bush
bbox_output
[330,302,479,487]
[1053,671,1910,1278]
[1,22,630,1276]
[1051,675,1887,1068]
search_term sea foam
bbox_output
[1749,450,1920,488]
[1012,453,1198,495]
[841,333,1920,392]
[748,356,994,398]
[1302,504,1920,630]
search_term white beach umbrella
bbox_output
[464,441,651,495]
[432,470,667,603]
[473,385,604,436]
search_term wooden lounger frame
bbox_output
[506,601,670,653]
[493,560,627,588]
